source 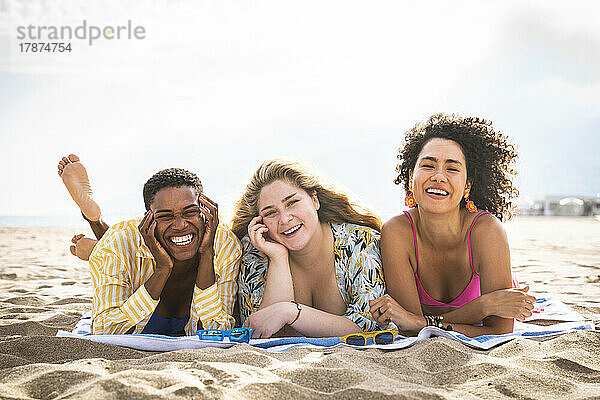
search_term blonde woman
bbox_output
[232,159,385,338]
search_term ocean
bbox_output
[0,214,140,227]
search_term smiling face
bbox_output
[257,180,320,251]
[410,138,470,214]
[150,186,205,262]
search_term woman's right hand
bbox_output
[248,216,288,260]
[481,286,536,322]
[369,295,425,332]
[139,210,173,271]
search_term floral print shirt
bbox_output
[238,222,386,332]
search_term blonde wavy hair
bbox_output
[231,159,382,239]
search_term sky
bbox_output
[0,0,599,223]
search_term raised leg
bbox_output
[57,154,109,239]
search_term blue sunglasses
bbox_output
[197,327,252,343]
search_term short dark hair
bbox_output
[395,113,519,221]
[143,168,203,210]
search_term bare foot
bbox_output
[70,234,98,261]
[58,154,101,222]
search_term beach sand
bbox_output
[0,217,598,399]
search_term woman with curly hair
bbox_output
[232,159,386,338]
[369,114,536,337]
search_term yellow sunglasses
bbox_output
[339,330,398,346]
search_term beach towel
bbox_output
[56,296,596,352]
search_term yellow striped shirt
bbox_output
[88,217,241,335]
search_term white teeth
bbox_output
[170,234,193,246]
[426,188,448,196]
[282,225,301,235]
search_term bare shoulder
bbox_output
[380,214,416,276]
[469,213,512,282]
[381,213,416,260]
[381,213,414,242]
[469,212,508,246]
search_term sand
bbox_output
[0,217,598,399]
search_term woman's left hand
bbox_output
[480,286,536,322]
[369,295,424,331]
[197,194,219,255]
[242,302,297,338]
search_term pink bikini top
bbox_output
[404,210,489,308]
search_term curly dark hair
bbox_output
[395,113,518,221]
[143,168,203,210]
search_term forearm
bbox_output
[260,256,294,309]
[92,284,159,334]
[192,278,237,332]
[191,253,218,333]
[439,287,532,326]
[439,297,487,324]
[144,267,171,300]
[393,312,513,338]
[196,251,216,290]
[288,304,362,337]
[92,310,138,335]
[195,248,241,332]
[442,316,514,337]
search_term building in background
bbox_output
[516,195,600,216]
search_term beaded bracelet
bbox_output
[289,301,302,326]
[424,314,453,331]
